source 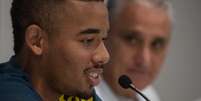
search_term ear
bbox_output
[25,25,47,55]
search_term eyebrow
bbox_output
[120,30,142,38]
[80,28,101,35]
[153,36,169,43]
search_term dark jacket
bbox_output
[0,57,42,101]
[0,57,102,101]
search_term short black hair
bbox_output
[11,0,67,54]
[11,0,104,54]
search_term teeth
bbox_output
[89,72,98,78]
[84,68,103,78]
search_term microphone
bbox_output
[118,75,150,101]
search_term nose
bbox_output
[135,47,151,68]
[93,42,110,65]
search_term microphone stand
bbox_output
[129,84,150,101]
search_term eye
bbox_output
[151,38,166,51]
[102,37,108,42]
[81,37,95,46]
[122,34,139,45]
[129,37,138,45]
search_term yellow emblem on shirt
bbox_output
[59,95,93,101]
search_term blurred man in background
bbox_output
[96,0,172,100]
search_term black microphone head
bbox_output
[118,75,132,89]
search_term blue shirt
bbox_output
[0,57,102,101]
[0,57,42,101]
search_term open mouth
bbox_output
[84,68,103,86]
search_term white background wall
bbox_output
[0,0,201,101]
[0,0,13,62]
[154,0,201,101]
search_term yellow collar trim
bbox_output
[59,95,93,101]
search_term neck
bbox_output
[16,51,60,101]
[34,80,60,101]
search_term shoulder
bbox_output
[0,62,42,101]
[0,77,42,101]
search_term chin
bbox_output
[77,86,94,98]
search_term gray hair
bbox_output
[107,0,174,23]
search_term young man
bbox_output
[0,0,109,101]
[96,0,172,100]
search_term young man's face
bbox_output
[42,1,109,97]
[104,3,171,97]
